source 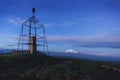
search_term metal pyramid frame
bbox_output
[17,8,48,55]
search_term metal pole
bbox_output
[29,19,32,53]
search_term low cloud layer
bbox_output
[48,35,120,43]
[1,34,120,49]
[47,35,120,49]
[81,51,120,57]
[78,42,120,48]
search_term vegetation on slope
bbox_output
[0,54,120,80]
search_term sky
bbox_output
[0,0,120,57]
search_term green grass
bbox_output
[0,54,120,80]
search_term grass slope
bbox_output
[0,54,120,80]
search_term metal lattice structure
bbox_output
[17,8,48,55]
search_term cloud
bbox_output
[0,34,17,39]
[65,49,79,54]
[47,35,120,43]
[47,35,120,49]
[82,51,120,57]
[0,34,19,48]
[47,35,73,42]
[0,34,19,41]
[78,42,120,48]
[44,21,77,28]
[6,44,17,47]
[8,18,24,26]
[44,23,56,28]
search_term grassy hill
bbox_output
[0,53,120,80]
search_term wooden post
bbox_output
[30,36,37,54]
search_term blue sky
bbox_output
[0,0,120,56]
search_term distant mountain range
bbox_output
[0,49,120,62]
[0,49,11,53]
[49,51,120,63]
